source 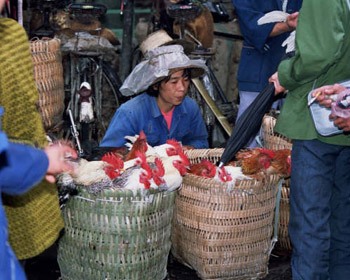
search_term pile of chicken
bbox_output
[59,132,291,198]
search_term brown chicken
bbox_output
[233,148,291,177]
[188,159,217,178]
[124,130,148,161]
[234,148,276,175]
[267,149,291,177]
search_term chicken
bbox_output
[215,165,252,182]
[112,151,153,194]
[150,157,166,188]
[101,152,124,179]
[159,151,190,192]
[233,147,291,177]
[188,159,217,178]
[234,148,276,175]
[124,130,148,161]
[266,149,291,177]
[125,135,182,158]
[71,158,110,185]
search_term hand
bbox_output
[286,12,299,30]
[269,72,286,95]
[329,114,350,132]
[44,141,78,183]
[311,83,346,108]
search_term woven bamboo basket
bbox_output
[261,114,292,251]
[171,148,281,279]
[57,188,176,280]
[30,37,65,131]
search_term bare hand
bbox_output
[44,141,78,183]
[311,83,346,108]
[286,12,299,30]
[329,114,350,131]
[269,72,286,95]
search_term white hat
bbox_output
[140,29,195,56]
[120,44,207,96]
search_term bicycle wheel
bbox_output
[93,61,125,142]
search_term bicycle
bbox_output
[162,1,236,146]
[56,3,127,157]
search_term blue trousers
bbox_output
[290,140,350,280]
[236,90,284,148]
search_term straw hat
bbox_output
[120,44,207,96]
[140,29,195,56]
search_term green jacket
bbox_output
[275,0,350,146]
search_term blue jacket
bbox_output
[100,93,209,148]
[232,0,302,92]
[0,126,48,280]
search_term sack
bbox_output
[308,90,343,136]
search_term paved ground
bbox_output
[25,243,292,280]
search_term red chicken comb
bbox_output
[166,139,183,151]
[259,148,276,159]
[101,152,124,169]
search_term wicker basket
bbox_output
[58,188,176,280]
[261,114,292,251]
[261,114,292,150]
[30,37,65,131]
[171,148,281,279]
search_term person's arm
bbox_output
[270,12,299,37]
[232,1,294,51]
[181,100,209,149]
[0,142,77,193]
[278,0,347,91]
[100,105,139,147]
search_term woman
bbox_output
[100,44,209,149]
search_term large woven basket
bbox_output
[171,148,281,279]
[261,114,292,150]
[30,37,65,131]
[261,114,292,251]
[58,188,175,280]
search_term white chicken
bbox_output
[71,158,109,186]
[112,151,153,195]
[159,152,190,192]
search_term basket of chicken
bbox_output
[57,133,190,280]
[171,147,291,280]
[261,112,293,252]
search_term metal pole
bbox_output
[192,78,232,136]
[119,0,134,81]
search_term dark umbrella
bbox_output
[219,83,276,166]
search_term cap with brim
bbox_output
[120,45,207,96]
[140,29,195,56]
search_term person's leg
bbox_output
[329,146,350,279]
[289,140,336,280]
[236,90,259,148]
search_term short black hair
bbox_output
[146,68,192,97]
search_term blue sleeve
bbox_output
[100,103,139,147]
[0,142,48,195]
[232,0,276,52]
[181,99,209,149]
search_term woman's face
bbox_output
[156,69,190,111]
